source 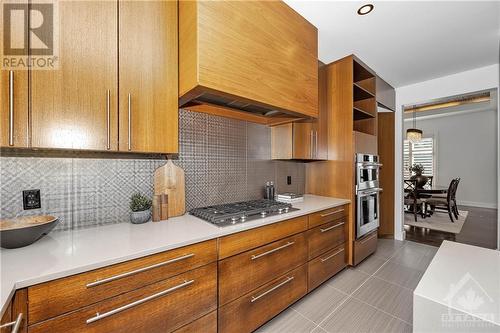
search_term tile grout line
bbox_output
[289,308,322,332]
[314,242,409,330]
[350,294,413,326]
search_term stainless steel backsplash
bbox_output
[0,110,305,230]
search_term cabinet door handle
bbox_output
[86,279,194,324]
[127,93,132,151]
[8,71,14,146]
[320,222,345,233]
[250,276,294,303]
[320,209,344,218]
[320,248,344,263]
[0,313,23,333]
[86,253,195,288]
[314,130,318,158]
[310,130,313,159]
[106,90,111,150]
[251,241,294,260]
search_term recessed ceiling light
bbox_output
[357,4,374,15]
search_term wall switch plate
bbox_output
[287,176,292,185]
[23,189,41,210]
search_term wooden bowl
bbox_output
[0,215,60,249]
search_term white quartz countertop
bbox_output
[0,195,349,316]
[414,241,500,328]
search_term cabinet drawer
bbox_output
[173,311,217,333]
[308,205,347,228]
[28,263,217,333]
[218,265,307,333]
[28,239,217,324]
[308,245,346,291]
[353,230,378,266]
[307,218,346,260]
[218,216,308,259]
[219,233,307,305]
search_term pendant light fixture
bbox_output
[406,108,422,143]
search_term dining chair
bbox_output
[404,179,426,222]
[425,178,460,222]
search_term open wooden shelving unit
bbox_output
[305,55,379,266]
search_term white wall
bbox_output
[395,64,500,242]
[404,109,498,208]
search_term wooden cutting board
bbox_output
[153,160,186,218]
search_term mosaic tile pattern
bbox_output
[0,109,305,230]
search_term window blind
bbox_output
[404,137,435,178]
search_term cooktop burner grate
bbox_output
[189,199,299,227]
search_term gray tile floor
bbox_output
[256,239,438,333]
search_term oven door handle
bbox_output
[358,162,383,168]
[358,188,383,196]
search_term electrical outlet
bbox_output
[23,189,41,210]
[287,176,292,185]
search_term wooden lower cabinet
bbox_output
[219,233,308,305]
[307,218,345,260]
[173,311,217,333]
[308,245,346,291]
[353,230,378,266]
[28,239,217,324]
[218,265,307,333]
[28,263,217,333]
[1,289,27,333]
[308,205,348,228]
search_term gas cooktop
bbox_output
[189,199,299,227]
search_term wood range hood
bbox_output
[178,0,319,126]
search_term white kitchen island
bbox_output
[414,241,500,332]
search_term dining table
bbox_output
[404,180,448,218]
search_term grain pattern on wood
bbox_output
[11,289,27,333]
[119,0,178,153]
[218,216,308,259]
[28,240,216,324]
[271,123,293,159]
[173,311,217,333]
[353,230,378,265]
[0,70,28,148]
[378,112,395,237]
[308,205,348,229]
[179,0,318,118]
[219,233,307,305]
[307,218,346,260]
[308,245,346,291]
[292,122,314,159]
[31,0,118,150]
[153,160,186,218]
[218,265,307,333]
[354,131,378,154]
[28,263,217,333]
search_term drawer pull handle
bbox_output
[86,279,194,324]
[360,233,377,244]
[250,276,294,303]
[251,242,295,260]
[320,249,344,263]
[320,222,345,233]
[8,71,14,146]
[0,313,23,333]
[320,209,344,218]
[86,253,195,288]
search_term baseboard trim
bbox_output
[457,200,498,209]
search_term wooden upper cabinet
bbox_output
[179,0,318,119]
[0,0,29,148]
[119,0,178,154]
[376,75,396,112]
[31,1,118,151]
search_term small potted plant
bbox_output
[129,192,152,224]
[409,163,428,188]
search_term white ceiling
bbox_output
[285,1,500,88]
